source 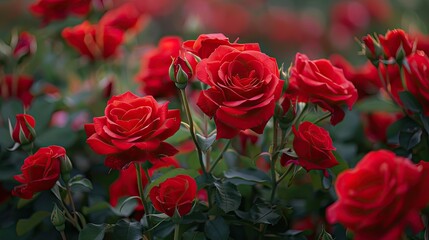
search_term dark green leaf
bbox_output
[213,181,241,213]
[16,211,50,236]
[204,217,229,240]
[183,231,207,240]
[110,219,142,240]
[224,168,270,184]
[399,91,422,113]
[400,127,422,150]
[114,197,138,217]
[79,223,107,240]
[1,99,23,124]
[69,174,93,191]
[249,199,281,225]
[35,127,77,148]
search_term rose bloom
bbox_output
[62,21,124,61]
[286,53,358,125]
[110,157,179,219]
[403,51,429,115]
[12,114,36,144]
[182,33,259,59]
[13,32,37,60]
[136,36,182,98]
[378,29,414,59]
[0,75,34,107]
[291,121,338,172]
[99,3,146,33]
[330,54,381,100]
[29,0,91,25]
[196,45,284,139]
[12,146,66,199]
[327,150,429,240]
[149,174,197,217]
[85,91,181,169]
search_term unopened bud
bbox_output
[60,155,73,182]
[10,114,36,145]
[51,204,65,232]
[169,56,194,89]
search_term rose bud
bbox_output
[51,204,65,232]
[12,146,66,199]
[12,32,37,61]
[293,122,338,174]
[149,174,197,217]
[362,34,382,65]
[10,114,36,145]
[60,155,73,182]
[169,55,193,89]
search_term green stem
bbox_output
[174,224,180,240]
[276,164,294,185]
[60,231,67,240]
[209,140,231,174]
[313,112,332,125]
[179,89,207,175]
[135,162,152,240]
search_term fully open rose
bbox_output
[286,53,358,125]
[196,45,284,139]
[12,146,65,199]
[85,91,181,169]
[327,150,429,240]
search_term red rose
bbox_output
[1,75,34,107]
[362,34,379,60]
[85,91,181,169]
[182,33,260,59]
[379,29,414,59]
[13,32,37,60]
[29,0,91,25]
[149,174,197,217]
[286,53,358,125]
[327,150,429,240]
[196,45,284,139]
[12,146,66,199]
[136,36,182,98]
[330,54,381,100]
[363,112,403,143]
[109,157,179,219]
[12,114,36,144]
[403,51,429,115]
[292,121,338,172]
[62,21,124,61]
[99,3,146,33]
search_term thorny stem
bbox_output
[60,231,67,240]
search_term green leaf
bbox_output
[79,223,107,240]
[213,181,241,213]
[110,219,142,240]
[248,199,281,225]
[82,201,111,215]
[114,197,139,217]
[224,168,270,184]
[331,151,349,176]
[1,99,23,124]
[35,127,77,148]
[204,217,229,240]
[69,174,93,191]
[183,231,207,240]
[354,95,400,113]
[28,97,56,131]
[145,168,199,197]
[16,211,50,236]
[196,133,217,152]
[399,127,422,151]
[399,91,422,113]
